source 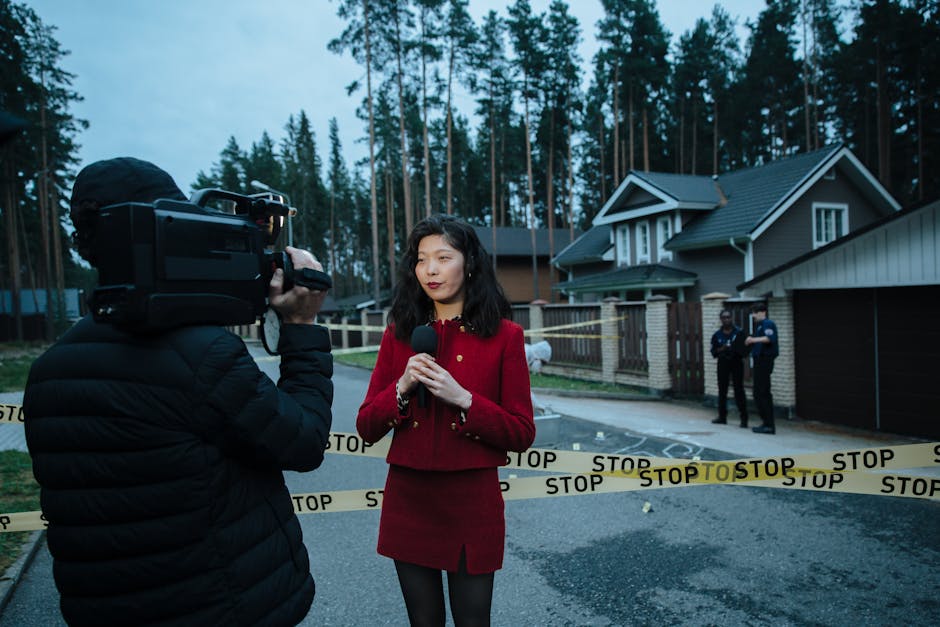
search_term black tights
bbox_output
[394,551,494,627]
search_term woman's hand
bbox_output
[397,353,434,398]
[409,357,473,410]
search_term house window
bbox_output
[656,215,673,262]
[616,224,631,266]
[813,203,848,249]
[635,220,650,263]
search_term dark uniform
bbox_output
[710,325,749,426]
[751,317,779,430]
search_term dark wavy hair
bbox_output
[389,214,511,340]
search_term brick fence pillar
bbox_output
[645,295,672,394]
[528,299,546,344]
[768,295,796,417]
[360,308,370,347]
[600,297,620,384]
[340,316,350,349]
[701,293,729,399]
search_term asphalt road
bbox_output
[2,354,938,626]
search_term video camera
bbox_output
[89,188,332,330]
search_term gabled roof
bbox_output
[472,225,575,257]
[631,171,721,205]
[552,224,611,266]
[554,264,697,293]
[666,143,900,250]
[555,143,901,273]
[592,170,718,226]
[737,198,940,295]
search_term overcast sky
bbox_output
[26,1,765,193]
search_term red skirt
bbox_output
[377,465,505,574]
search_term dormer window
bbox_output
[656,216,673,261]
[636,221,650,263]
[616,224,631,266]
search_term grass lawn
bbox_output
[334,351,651,397]
[0,344,45,574]
[0,342,47,392]
[0,450,41,574]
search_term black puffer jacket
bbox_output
[24,317,333,627]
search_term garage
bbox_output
[794,286,939,437]
[739,200,940,439]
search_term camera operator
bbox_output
[23,157,333,627]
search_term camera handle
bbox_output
[271,250,333,292]
[261,253,333,357]
[290,267,333,291]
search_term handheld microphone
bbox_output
[410,325,438,408]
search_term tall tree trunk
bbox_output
[447,41,456,215]
[679,97,685,174]
[394,7,413,235]
[4,161,23,341]
[386,170,396,282]
[612,64,620,186]
[38,93,54,340]
[364,0,381,303]
[421,12,431,218]
[523,96,538,300]
[628,82,635,172]
[802,0,812,152]
[499,127,506,227]
[546,109,555,299]
[597,113,606,202]
[916,76,923,201]
[490,105,497,269]
[642,107,649,172]
[876,45,891,187]
[51,184,65,323]
[691,98,698,175]
[567,121,575,238]
[329,185,336,287]
[712,100,719,176]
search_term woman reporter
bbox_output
[357,214,535,626]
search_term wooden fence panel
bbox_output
[668,302,704,395]
[616,303,648,373]
[542,304,601,369]
[366,311,385,346]
[511,305,530,330]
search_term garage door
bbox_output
[795,287,940,438]
[794,289,876,430]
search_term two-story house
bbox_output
[553,143,900,302]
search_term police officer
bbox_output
[745,302,779,434]
[710,309,749,428]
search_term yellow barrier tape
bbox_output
[4,466,939,533]
[323,431,940,477]
[5,421,939,532]
[0,403,23,423]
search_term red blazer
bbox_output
[357,318,535,471]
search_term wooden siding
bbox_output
[745,201,939,296]
[671,247,745,300]
[496,258,560,304]
[754,167,891,276]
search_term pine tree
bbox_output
[736,0,804,164]
[442,0,476,216]
[507,0,547,299]
[330,0,385,301]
